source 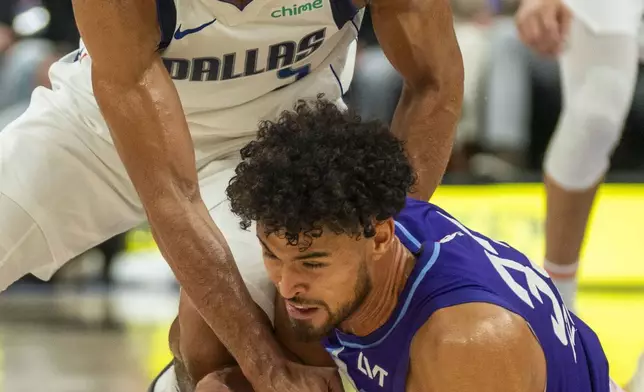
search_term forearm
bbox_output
[151,198,283,377]
[370,0,464,201]
[94,60,283,385]
[392,81,462,201]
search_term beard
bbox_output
[289,261,372,342]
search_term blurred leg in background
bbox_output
[479,18,558,179]
[96,234,127,286]
[0,39,55,110]
[349,44,402,124]
[0,39,57,129]
[451,16,492,173]
[543,17,639,310]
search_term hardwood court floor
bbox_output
[0,286,642,392]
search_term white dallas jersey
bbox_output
[49,0,362,159]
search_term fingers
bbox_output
[517,13,541,47]
[540,7,562,53]
[317,367,344,392]
[194,372,232,392]
[558,5,573,39]
[328,373,344,392]
[516,2,571,57]
[195,379,231,392]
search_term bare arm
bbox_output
[172,290,273,389]
[367,0,464,201]
[71,0,282,386]
[407,303,546,392]
[171,290,339,391]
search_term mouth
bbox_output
[285,300,321,320]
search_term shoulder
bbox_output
[407,302,546,392]
[414,302,535,352]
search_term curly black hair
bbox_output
[226,97,417,248]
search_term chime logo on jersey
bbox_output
[162,28,326,82]
[271,0,324,18]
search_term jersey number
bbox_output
[278,64,311,81]
[437,211,578,362]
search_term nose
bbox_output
[277,265,307,299]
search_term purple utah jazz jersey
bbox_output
[322,198,609,392]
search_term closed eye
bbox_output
[302,261,326,269]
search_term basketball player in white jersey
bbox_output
[515,0,643,310]
[0,0,464,390]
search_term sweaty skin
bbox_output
[407,303,547,392]
[171,228,548,391]
[169,290,337,391]
[170,293,268,391]
[272,232,416,363]
[331,238,416,337]
[168,235,416,390]
[71,1,334,391]
[365,0,464,201]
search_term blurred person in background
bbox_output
[448,0,521,173]
[477,12,558,179]
[515,0,642,311]
[0,0,122,286]
[0,5,13,55]
[346,9,402,125]
[480,10,644,178]
[0,0,78,128]
[516,1,644,388]
[351,0,520,174]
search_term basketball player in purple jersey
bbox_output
[159,99,618,391]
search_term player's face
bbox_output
[258,226,376,341]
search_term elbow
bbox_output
[404,55,464,114]
[442,52,465,109]
[138,172,202,219]
[404,45,465,112]
[170,170,202,204]
[403,70,464,116]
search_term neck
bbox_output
[340,238,416,337]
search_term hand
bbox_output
[515,0,572,56]
[197,367,254,392]
[195,372,231,392]
[195,362,344,392]
[0,25,14,54]
[261,361,344,392]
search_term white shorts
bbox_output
[149,362,179,392]
[0,81,275,318]
[564,0,644,36]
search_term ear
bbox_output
[372,218,396,258]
